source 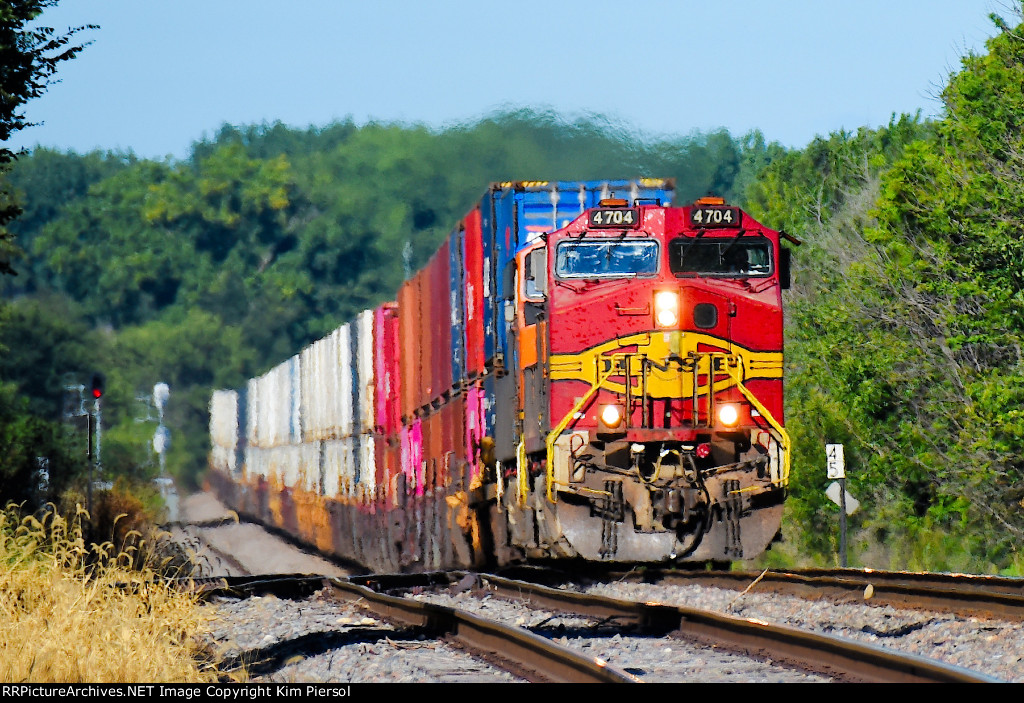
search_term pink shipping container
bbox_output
[373,303,401,437]
[400,419,424,497]
[464,383,487,484]
[463,208,485,377]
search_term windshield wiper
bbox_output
[678,228,706,262]
[717,229,748,259]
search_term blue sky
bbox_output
[8,0,1007,160]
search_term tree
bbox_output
[0,0,95,275]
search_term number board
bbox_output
[690,206,741,229]
[588,208,639,228]
[826,443,846,479]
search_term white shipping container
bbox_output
[332,325,353,438]
[298,443,321,494]
[322,440,341,498]
[209,390,238,451]
[273,445,302,489]
[300,339,319,441]
[270,361,294,447]
[257,369,277,447]
[245,446,268,479]
[343,436,360,497]
[356,309,375,435]
[323,439,356,498]
[289,355,302,444]
[246,378,260,447]
[357,434,375,500]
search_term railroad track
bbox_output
[356,571,999,683]
[189,573,1000,683]
[566,566,1024,621]
[190,575,634,683]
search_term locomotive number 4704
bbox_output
[588,208,639,227]
[690,206,741,228]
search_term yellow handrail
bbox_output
[542,350,790,503]
[723,356,791,487]
[544,360,616,503]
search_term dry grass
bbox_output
[0,503,219,683]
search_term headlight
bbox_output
[601,404,624,428]
[654,291,679,329]
[718,404,739,427]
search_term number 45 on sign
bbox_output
[826,443,845,479]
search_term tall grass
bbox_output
[0,503,218,683]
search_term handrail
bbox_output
[543,346,789,502]
[722,355,791,487]
[545,361,615,503]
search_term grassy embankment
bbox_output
[0,502,219,682]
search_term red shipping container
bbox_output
[397,281,419,421]
[462,209,485,377]
[438,399,464,489]
[385,441,401,504]
[413,267,431,411]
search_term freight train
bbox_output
[208,179,794,573]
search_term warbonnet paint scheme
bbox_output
[208,180,796,572]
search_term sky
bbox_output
[7,0,1009,160]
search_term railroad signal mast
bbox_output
[87,372,104,521]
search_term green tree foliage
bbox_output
[863,13,1024,563]
[0,1,96,512]
[110,309,254,486]
[743,117,939,564]
[748,9,1024,573]
[0,299,95,505]
[2,148,134,293]
[0,0,94,276]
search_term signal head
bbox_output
[90,372,105,399]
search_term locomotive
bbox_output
[208,179,794,572]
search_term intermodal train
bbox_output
[208,179,795,573]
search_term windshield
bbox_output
[669,236,772,277]
[555,240,659,278]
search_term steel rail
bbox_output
[186,574,637,682]
[605,567,1024,621]
[325,577,639,683]
[464,573,1000,683]
[187,572,1001,682]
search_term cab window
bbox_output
[555,240,659,278]
[669,236,771,277]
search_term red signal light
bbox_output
[90,373,105,399]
